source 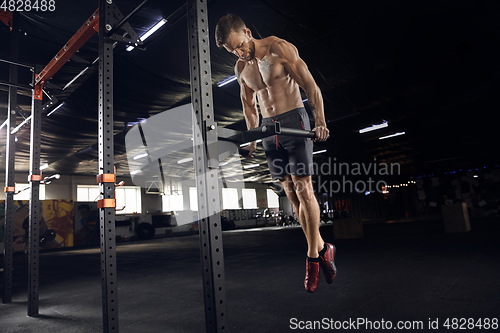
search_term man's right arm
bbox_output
[236,62,258,157]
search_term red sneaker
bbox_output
[304,258,320,293]
[319,243,337,284]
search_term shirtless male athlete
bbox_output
[215,14,337,293]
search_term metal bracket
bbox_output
[97,173,117,184]
[97,165,117,183]
[97,166,123,210]
[29,173,42,182]
[98,198,116,209]
[105,3,142,48]
[14,105,28,119]
[41,96,59,113]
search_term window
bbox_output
[242,188,257,209]
[190,187,198,211]
[162,194,184,211]
[77,186,100,202]
[116,187,142,214]
[77,185,142,214]
[267,189,280,208]
[222,188,239,209]
[162,179,184,211]
[13,183,46,200]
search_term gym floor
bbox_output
[1,217,499,332]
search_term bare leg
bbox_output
[281,175,324,258]
[281,175,308,243]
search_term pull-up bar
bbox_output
[0,58,33,69]
[219,122,319,145]
[0,79,32,91]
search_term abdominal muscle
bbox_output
[257,79,304,118]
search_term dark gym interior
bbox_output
[1,0,499,332]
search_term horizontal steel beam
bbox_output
[0,57,33,69]
[34,9,99,100]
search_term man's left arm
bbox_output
[274,40,329,141]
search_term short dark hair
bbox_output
[78,204,90,211]
[215,14,246,48]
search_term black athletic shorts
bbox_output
[261,107,314,182]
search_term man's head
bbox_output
[78,204,90,218]
[215,14,256,61]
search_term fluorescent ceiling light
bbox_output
[133,152,148,160]
[47,102,64,117]
[379,132,405,140]
[177,157,193,164]
[313,149,327,155]
[127,118,146,127]
[40,163,49,170]
[63,66,89,91]
[359,120,388,134]
[243,163,260,169]
[127,18,167,51]
[140,18,167,41]
[240,139,262,147]
[130,170,142,176]
[217,75,237,87]
[78,147,93,154]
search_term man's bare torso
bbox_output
[237,37,304,118]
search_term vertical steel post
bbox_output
[98,1,119,332]
[2,12,19,305]
[187,0,227,331]
[27,64,43,317]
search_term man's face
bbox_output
[79,208,90,218]
[223,29,255,62]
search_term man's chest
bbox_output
[241,57,286,91]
